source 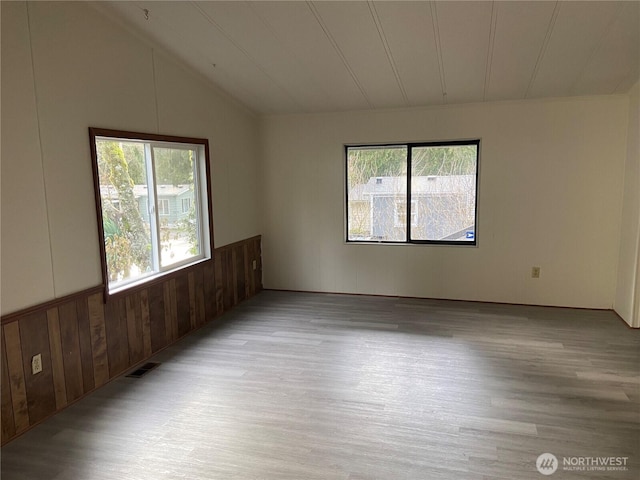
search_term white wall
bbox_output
[1,1,261,315]
[614,82,640,327]
[2,1,634,317]
[261,96,629,309]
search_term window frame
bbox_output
[89,128,215,299]
[345,139,480,246]
[157,198,170,216]
[394,198,418,228]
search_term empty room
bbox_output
[1,1,639,479]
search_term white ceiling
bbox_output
[95,1,640,115]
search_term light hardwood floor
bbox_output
[2,291,639,479]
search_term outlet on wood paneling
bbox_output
[0,235,262,445]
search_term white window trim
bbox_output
[394,198,417,227]
[158,199,170,216]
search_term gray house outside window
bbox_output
[100,184,194,225]
[348,175,476,242]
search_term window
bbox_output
[158,199,170,216]
[346,140,479,245]
[90,128,213,294]
[395,199,417,227]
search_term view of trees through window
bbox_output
[346,141,478,244]
[96,136,203,289]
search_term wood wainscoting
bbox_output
[0,235,262,445]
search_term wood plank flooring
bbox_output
[1,291,638,479]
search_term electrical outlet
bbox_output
[531,266,541,279]
[252,259,257,271]
[31,354,43,375]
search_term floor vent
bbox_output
[126,362,161,378]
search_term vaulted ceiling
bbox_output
[96,1,639,115]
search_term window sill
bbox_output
[104,257,211,300]
[344,240,477,247]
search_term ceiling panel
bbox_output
[529,1,623,98]
[311,1,407,109]
[573,1,640,95]
[195,1,332,112]
[98,1,301,113]
[94,1,640,115]
[486,1,557,102]
[373,1,444,106]
[249,1,369,112]
[435,1,493,104]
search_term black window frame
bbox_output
[345,139,480,246]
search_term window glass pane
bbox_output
[153,147,200,267]
[347,146,408,241]
[97,140,153,285]
[410,144,477,241]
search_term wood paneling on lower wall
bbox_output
[0,235,262,445]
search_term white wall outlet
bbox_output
[252,259,257,271]
[31,353,43,375]
[531,266,541,279]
